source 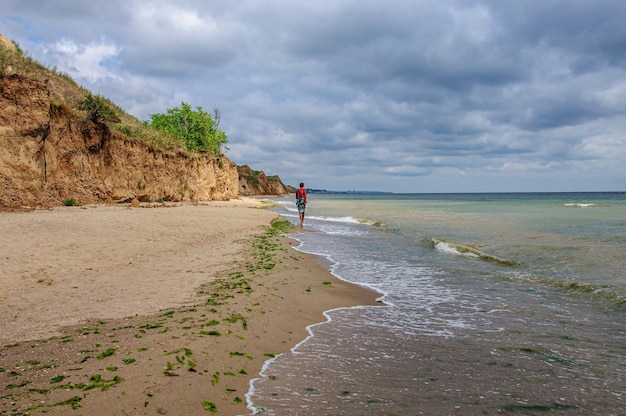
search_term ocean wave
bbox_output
[307,215,382,226]
[272,199,384,226]
[505,272,625,308]
[563,203,606,208]
[426,238,517,266]
[274,200,296,206]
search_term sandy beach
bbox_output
[0,200,380,415]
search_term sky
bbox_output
[2,0,625,193]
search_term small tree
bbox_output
[148,102,228,154]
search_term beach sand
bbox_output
[0,200,380,415]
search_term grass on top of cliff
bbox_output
[0,38,199,155]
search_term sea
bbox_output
[245,192,625,415]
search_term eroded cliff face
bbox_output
[0,74,239,209]
[238,165,294,196]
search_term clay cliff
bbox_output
[238,165,295,196]
[0,34,289,210]
[0,73,238,209]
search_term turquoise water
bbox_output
[247,192,625,415]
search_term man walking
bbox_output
[296,182,307,228]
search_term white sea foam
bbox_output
[275,199,295,206]
[306,214,377,225]
[564,203,596,208]
[435,241,480,258]
[283,205,298,213]
[246,354,281,415]
[429,238,517,265]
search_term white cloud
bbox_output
[47,38,122,83]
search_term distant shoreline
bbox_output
[307,190,625,195]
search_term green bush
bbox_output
[147,103,228,154]
[62,198,79,206]
[79,93,121,124]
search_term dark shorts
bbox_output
[297,202,306,213]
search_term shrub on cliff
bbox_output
[79,93,121,124]
[147,103,228,155]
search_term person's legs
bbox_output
[297,204,305,228]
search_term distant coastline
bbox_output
[306,189,393,194]
[306,190,625,196]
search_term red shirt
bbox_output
[296,188,307,202]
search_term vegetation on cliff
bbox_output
[0,37,223,156]
[0,35,241,208]
[0,34,289,208]
[147,103,228,155]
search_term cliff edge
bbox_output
[238,165,295,196]
[0,73,238,209]
[0,34,288,209]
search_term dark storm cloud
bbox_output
[2,0,625,192]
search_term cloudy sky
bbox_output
[3,0,625,192]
